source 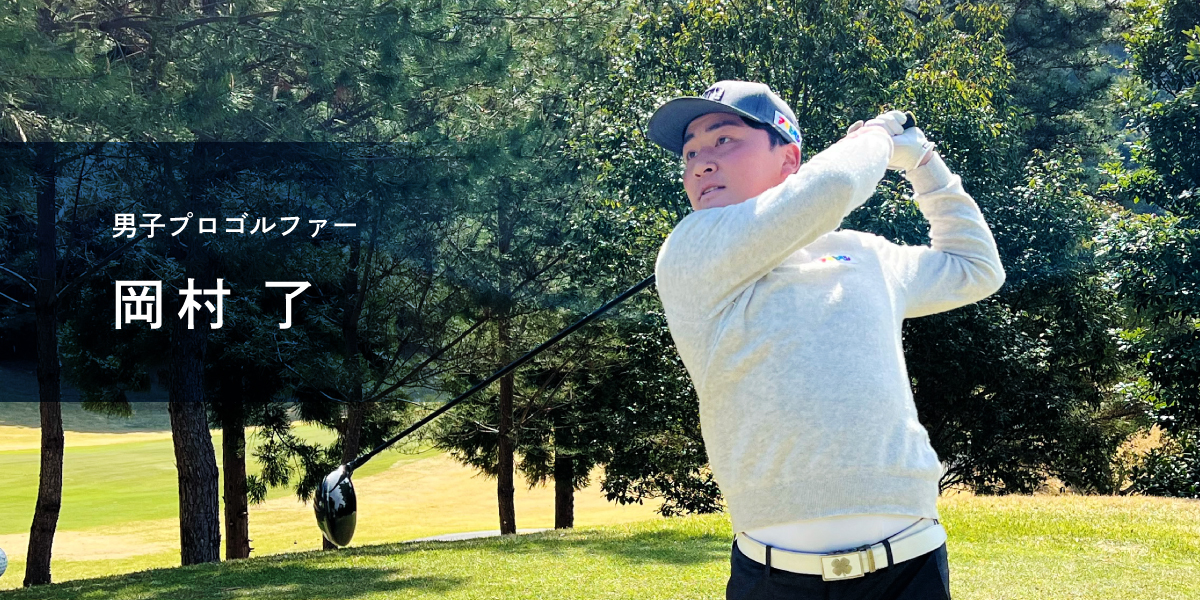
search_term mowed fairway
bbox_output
[1,496,1199,600]
[0,421,663,590]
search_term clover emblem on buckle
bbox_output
[831,557,852,576]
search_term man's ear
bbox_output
[780,142,802,175]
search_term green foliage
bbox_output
[1129,432,1200,497]
[1121,0,1200,222]
[3,0,618,142]
[1102,0,1200,443]
[996,0,1122,159]
[0,1,100,141]
[1100,213,1200,316]
[1125,0,1200,97]
[412,1,652,515]
[1095,212,1200,433]
[79,400,134,418]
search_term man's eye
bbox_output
[685,150,696,159]
[717,136,731,144]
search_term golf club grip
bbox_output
[902,111,916,130]
[348,273,659,471]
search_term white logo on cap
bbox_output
[702,86,724,101]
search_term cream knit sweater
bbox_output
[654,132,1005,534]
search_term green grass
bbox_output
[942,494,1200,598]
[3,496,1199,600]
[0,423,417,536]
[5,517,732,600]
[0,406,663,591]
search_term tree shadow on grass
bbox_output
[3,527,726,600]
[348,527,732,567]
[4,560,464,600]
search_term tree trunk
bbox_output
[339,226,366,463]
[340,223,365,459]
[169,142,221,566]
[25,400,63,587]
[342,228,365,454]
[326,217,366,550]
[169,330,221,565]
[340,402,364,465]
[497,319,517,535]
[25,142,62,587]
[221,401,250,560]
[554,450,574,529]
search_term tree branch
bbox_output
[272,334,348,404]
[54,235,144,307]
[0,264,36,292]
[174,11,282,32]
[368,316,492,402]
[0,290,30,308]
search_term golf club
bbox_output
[314,110,921,547]
[315,273,658,546]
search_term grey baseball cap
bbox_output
[647,80,802,156]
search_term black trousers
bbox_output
[725,541,951,600]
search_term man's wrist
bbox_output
[905,151,955,194]
[843,123,892,142]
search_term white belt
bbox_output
[734,519,947,582]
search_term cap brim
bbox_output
[646,97,763,156]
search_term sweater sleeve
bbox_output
[655,130,893,320]
[874,152,1006,319]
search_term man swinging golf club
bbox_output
[648,81,1005,599]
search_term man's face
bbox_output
[681,112,801,211]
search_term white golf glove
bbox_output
[846,110,937,173]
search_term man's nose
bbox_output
[692,160,717,176]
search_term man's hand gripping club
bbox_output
[844,109,936,172]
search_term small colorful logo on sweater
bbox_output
[818,255,852,263]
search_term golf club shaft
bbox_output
[348,273,658,471]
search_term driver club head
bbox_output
[314,464,357,547]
